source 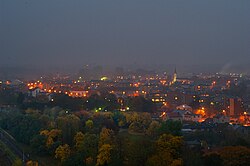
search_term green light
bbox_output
[98,107,102,111]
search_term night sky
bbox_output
[1,0,250,71]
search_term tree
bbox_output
[124,112,139,124]
[30,134,47,155]
[129,121,145,133]
[124,139,153,166]
[158,120,182,136]
[51,94,84,111]
[98,127,121,165]
[125,112,152,133]
[12,159,22,166]
[146,151,176,166]
[40,129,62,148]
[85,94,106,111]
[74,132,84,152]
[156,134,183,157]
[219,146,250,166]
[26,160,39,166]
[96,144,112,166]
[85,157,94,166]
[82,133,99,161]
[55,144,71,162]
[56,114,80,145]
[146,121,160,137]
[147,134,183,166]
[99,128,115,148]
[39,114,51,128]
[203,146,250,166]
[112,111,126,127]
[103,93,119,111]
[182,147,203,166]
[170,159,183,166]
[203,153,223,166]
[85,120,94,129]
[16,92,25,106]
[127,96,156,112]
[62,133,98,166]
[9,113,44,144]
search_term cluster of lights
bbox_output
[120,107,130,112]
[133,82,141,87]
[117,76,124,79]
[67,91,88,97]
[160,80,167,85]
[195,107,206,116]
[163,102,168,106]
[27,81,43,90]
[95,107,103,112]
[0,80,14,85]
[152,98,166,102]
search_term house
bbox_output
[213,114,230,124]
[166,110,202,122]
[176,104,193,112]
[184,111,202,122]
[69,87,89,98]
[69,90,89,98]
[28,87,44,98]
[167,111,183,122]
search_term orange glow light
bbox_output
[195,108,206,116]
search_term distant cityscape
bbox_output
[1,67,250,127]
[1,68,250,165]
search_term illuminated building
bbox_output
[176,104,193,112]
[229,98,245,116]
[28,87,44,97]
[69,88,89,98]
[173,68,177,83]
[166,110,202,122]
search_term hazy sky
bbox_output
[1,0,250,70]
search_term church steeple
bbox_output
[173,67,177,83]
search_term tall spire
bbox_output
[173,67,177,83]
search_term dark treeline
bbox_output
[1,108,250,166]
[0,108,184,166]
